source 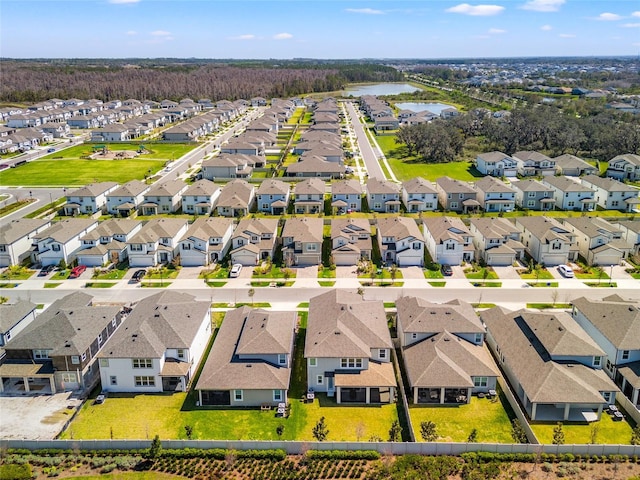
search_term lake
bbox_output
[343,83,420,97]
[395,102,455,115]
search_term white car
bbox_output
[558,265,574,278]
[229,264,243,278]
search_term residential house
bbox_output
[422,216,475,266]
[613,220,640,255]
[64,182,119,216]
[401,177,438,212]
[571,295,640,413]
[140,179,188,215]
[230,218,278,266]
[554,154,598,177]
[580,175,640,213]
[377,216,424,267]
[562,217,630,266]
[281,217,323,266]
[511,179,556,211]
[201,154,254,179]
[106,180,150,217]
[482,306,618,422]
[473,176,516,212]
[76,219,142,267]
[91,124,130,142]
[541,176,597,212]
[0,300,37,348]
[475,151,518,177]
[293,178,325,214]
[0,218,51,267]
[286,156,345,179]
[469,217,525,266]
[98,291,211,393]
[196,307,296,407]
[305,290,396,404]
[179,217,234,266]
[256,179,291,215]
[0,292,124,394]
[126,218,188,267]
[397,296,497,405]
[606,154,640,182]
[514,216,577,266]
[512,151,557,177]
[366,178,402,213]
[32,219,99,267]
[330,218,372,266]
[435,176,480,213]
[373,115,399,133]
[215,179,255,217]
[181,180,221,216]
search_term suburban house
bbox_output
[0,292,125,394]
[300,146,343,164]
[482,306,618,422]
[512,151,557,177]
[401,177,438,212]
[195,307,296,407]
[0,218,51,267]
[293,178,325,214]
[511,179,556,211]
[64,182,119,216]
[286,156,345,178]
[215,179,256,217]
[422,216,474,266]
[305,290,396,404]
[201,154,254,179]
[179,217,234,267]
[98,291,211,393]
[562,217,630,266]
[76,218,142,267]
[436,176,480,213]
[469,217,525,266]
[473,176,516,212]
[330,218,372,266]
[330,179,362,214]
[571,295,640,413]
[32,218,99,267]
[606,154,640,182]
[376,216,424,267]
[230,218,279,266]
[397,296,497,405]
[220,140,263,157]
[106,180,150,217]
[554,154,598,177]
[91,124,130,142]
[514,216,577,266]
[256,179,291,215]
[126,218,188,267]
[475,151,518,177]
[614,220,640,255]
[181,180,221,216]
[0,300,37,348]
[541,176,597,212]
[580,175,640,213]
[366,178,402,213]
[281,217,323,266]
[140,179,188,216]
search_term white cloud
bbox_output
[521,0,564,12]
[596,12,622,21]
[540,24,552,30]
[150,30,172,37]
[558,33,576,38]
[273,33,293,40]
[632,11,640,18]
[622,23,640,28]
[445,4,504,16]
[488,28,506,34]
[345,8,384,15]
[109,0,140,4]
[126,30,137,36]
[229,34,256,41]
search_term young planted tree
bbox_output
[388,420,402,442]
[389,264,398,285]
[146,435,162,460]
[631,425,640,445]
[510,419,528,444]
[312,416,329,442]
[552,422,565,445]
[467,429,478,443]
[420,421,438,442]
[247,288,255,305]
[184,425,194,440]
[276,424,285,439]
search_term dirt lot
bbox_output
[0,392,82,439]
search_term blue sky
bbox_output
[1,0,639,58]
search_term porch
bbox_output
[415,387,471,405]
[333,361,396,405]
[0,362,56,395]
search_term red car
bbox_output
[69,265,87,278]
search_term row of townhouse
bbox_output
[360,95,399,133]
[6,289,636,423]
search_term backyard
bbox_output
[530,410,636,445]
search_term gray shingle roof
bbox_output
[0,218,50,245]
[397,297,484,335]
[572,295,640,350]
[0,300,37,333]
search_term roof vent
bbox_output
[132,334,138,338]
[444,337,450,341]
[246,364,252,368]
[334,331,341,335]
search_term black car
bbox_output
[38,265,56,276]
[132,269,146,282]
[441,264,453,276]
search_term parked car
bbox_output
[441,264,453,276]
[557,265,574,278]
[229,263,243,278]
[132,269,146,282]
[47,148,56,153]
[95,393,106,404]
[38,264,56,276]
[69,265,87,278]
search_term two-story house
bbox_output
[106,180,150,217]
[293,178,325,214]
[473,176,516,212]
[614,220,640,255]
[554,154,598,177]
[330,218,372,266]
[126,218,188,267]
[179,217,234,267]
[580,175,640,213]
[469,217,524,266]
[196,307,296,407]
[64,182,119,216]
[0,218,51,267]
[98,291,211,393]
[422,216,474,266]
[215,179,256,217]
[435,176,480,213]
[397,296,497,405]
[366,178,401,213]
[401,177,438,212]
[201,154,254,179]
[305,290,396,404]
[0,300,37,348]
[286,155,345,179]
[76,218,142,267]
[256,179,291,215]
[514,216,577,266]
[606,154,640,182]
[181,179,221,216]
[230,218,279,266]
[141,179,188,215]
[32,218,99,267]
[562,217,630,266]
[376,216,424,267]
[281,217,323,266]
[475,151,518,177]
[511,179,556,211]
[330,179,362,214]
[512,151,556,177]
[541,176,597,212]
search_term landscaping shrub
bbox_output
[0,464,32,480]
[306,450,380,461]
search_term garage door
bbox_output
[593,252,620,266]
[486,253,513,266]
[232,252,257,266]
[542,255,566,266]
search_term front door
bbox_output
[327,377,335,397]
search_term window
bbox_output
[51,244,61,251]
[273,389,283,402]
[97,333,103,345]
[450,202,458,209]
[81,352,87,361]
[340,358,362,369]
[602,391,611,402]
[161,205,170,212]
[110,376,117,386]
[111,318,117,328]
[412,242,421,250]
[527,200,535,207]
[551,242,561,250]
[622,350,630,360]
[182,243,191,250]
[262,203,269,209]
[373,203,381,210]
[130,244,143,251]
[133,358,153,368]
[567,201,575,208]
[594,356,601,367]
[135,376,155,387]
[475,333,483,344]
[278,354,286,365]
[527,192,536,198]
[306,243,317,251]
[445,242,455,250]
[316,375,324,385]
[71,356,80,365]
[177,349,185,359]
[308,358,317,367]
[234,389,243,401]
[33,349,50,359]
[61,373,76,383]
[100,358,109,367]
[379,349,387,359]
[606,359,613,370]
[612,200,619,207]
[474,377,488,387]
[411,333,418,339]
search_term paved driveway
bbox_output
[491,265,522,280]
[401,266,425,279]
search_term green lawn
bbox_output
[317,267,336,279]
[84,282,116,288]
[519,269,554,280]
[252,266,297,279]
[318,281,336,287]
[42,142,197,160]
[527,282,559,288]
[0,267,35,280]
[199,266,230,279]
[423,269,444,279]
[464,267,499,280]
[140,281,172,288]
[145,267,181,279]
[409,389,514,443]
[93,267,128,280]
[428,281,447,287]
[531,411,635,444]
[44,282,62,288]
[51,270,70,280]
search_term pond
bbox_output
[343,83,420,97]
[395,102,455,115]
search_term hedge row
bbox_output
[461,452,639,464]
[306,450,380,461]
[159,448,286,461]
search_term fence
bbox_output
[618,394,640,425]
[496,377,539,444]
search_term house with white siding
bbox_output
[0,219,51,267]
[32,219,99,267]
[422,216,474,266]
[179,217,234,267]
[469,217,524,266]
[106,180,150,217]
[401,177,438,212]
[76,219,142,267]
[230,218,279,266]
[141,179,188,215]
[475,151,518,177]
[64,182,119,216]
[580,175,640,212]
[514,216,578,266]
[126,218,188,267]
[562,217,630,266]
[181,180,221,216]
[376,216,424,267]
[541,176,597,212]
